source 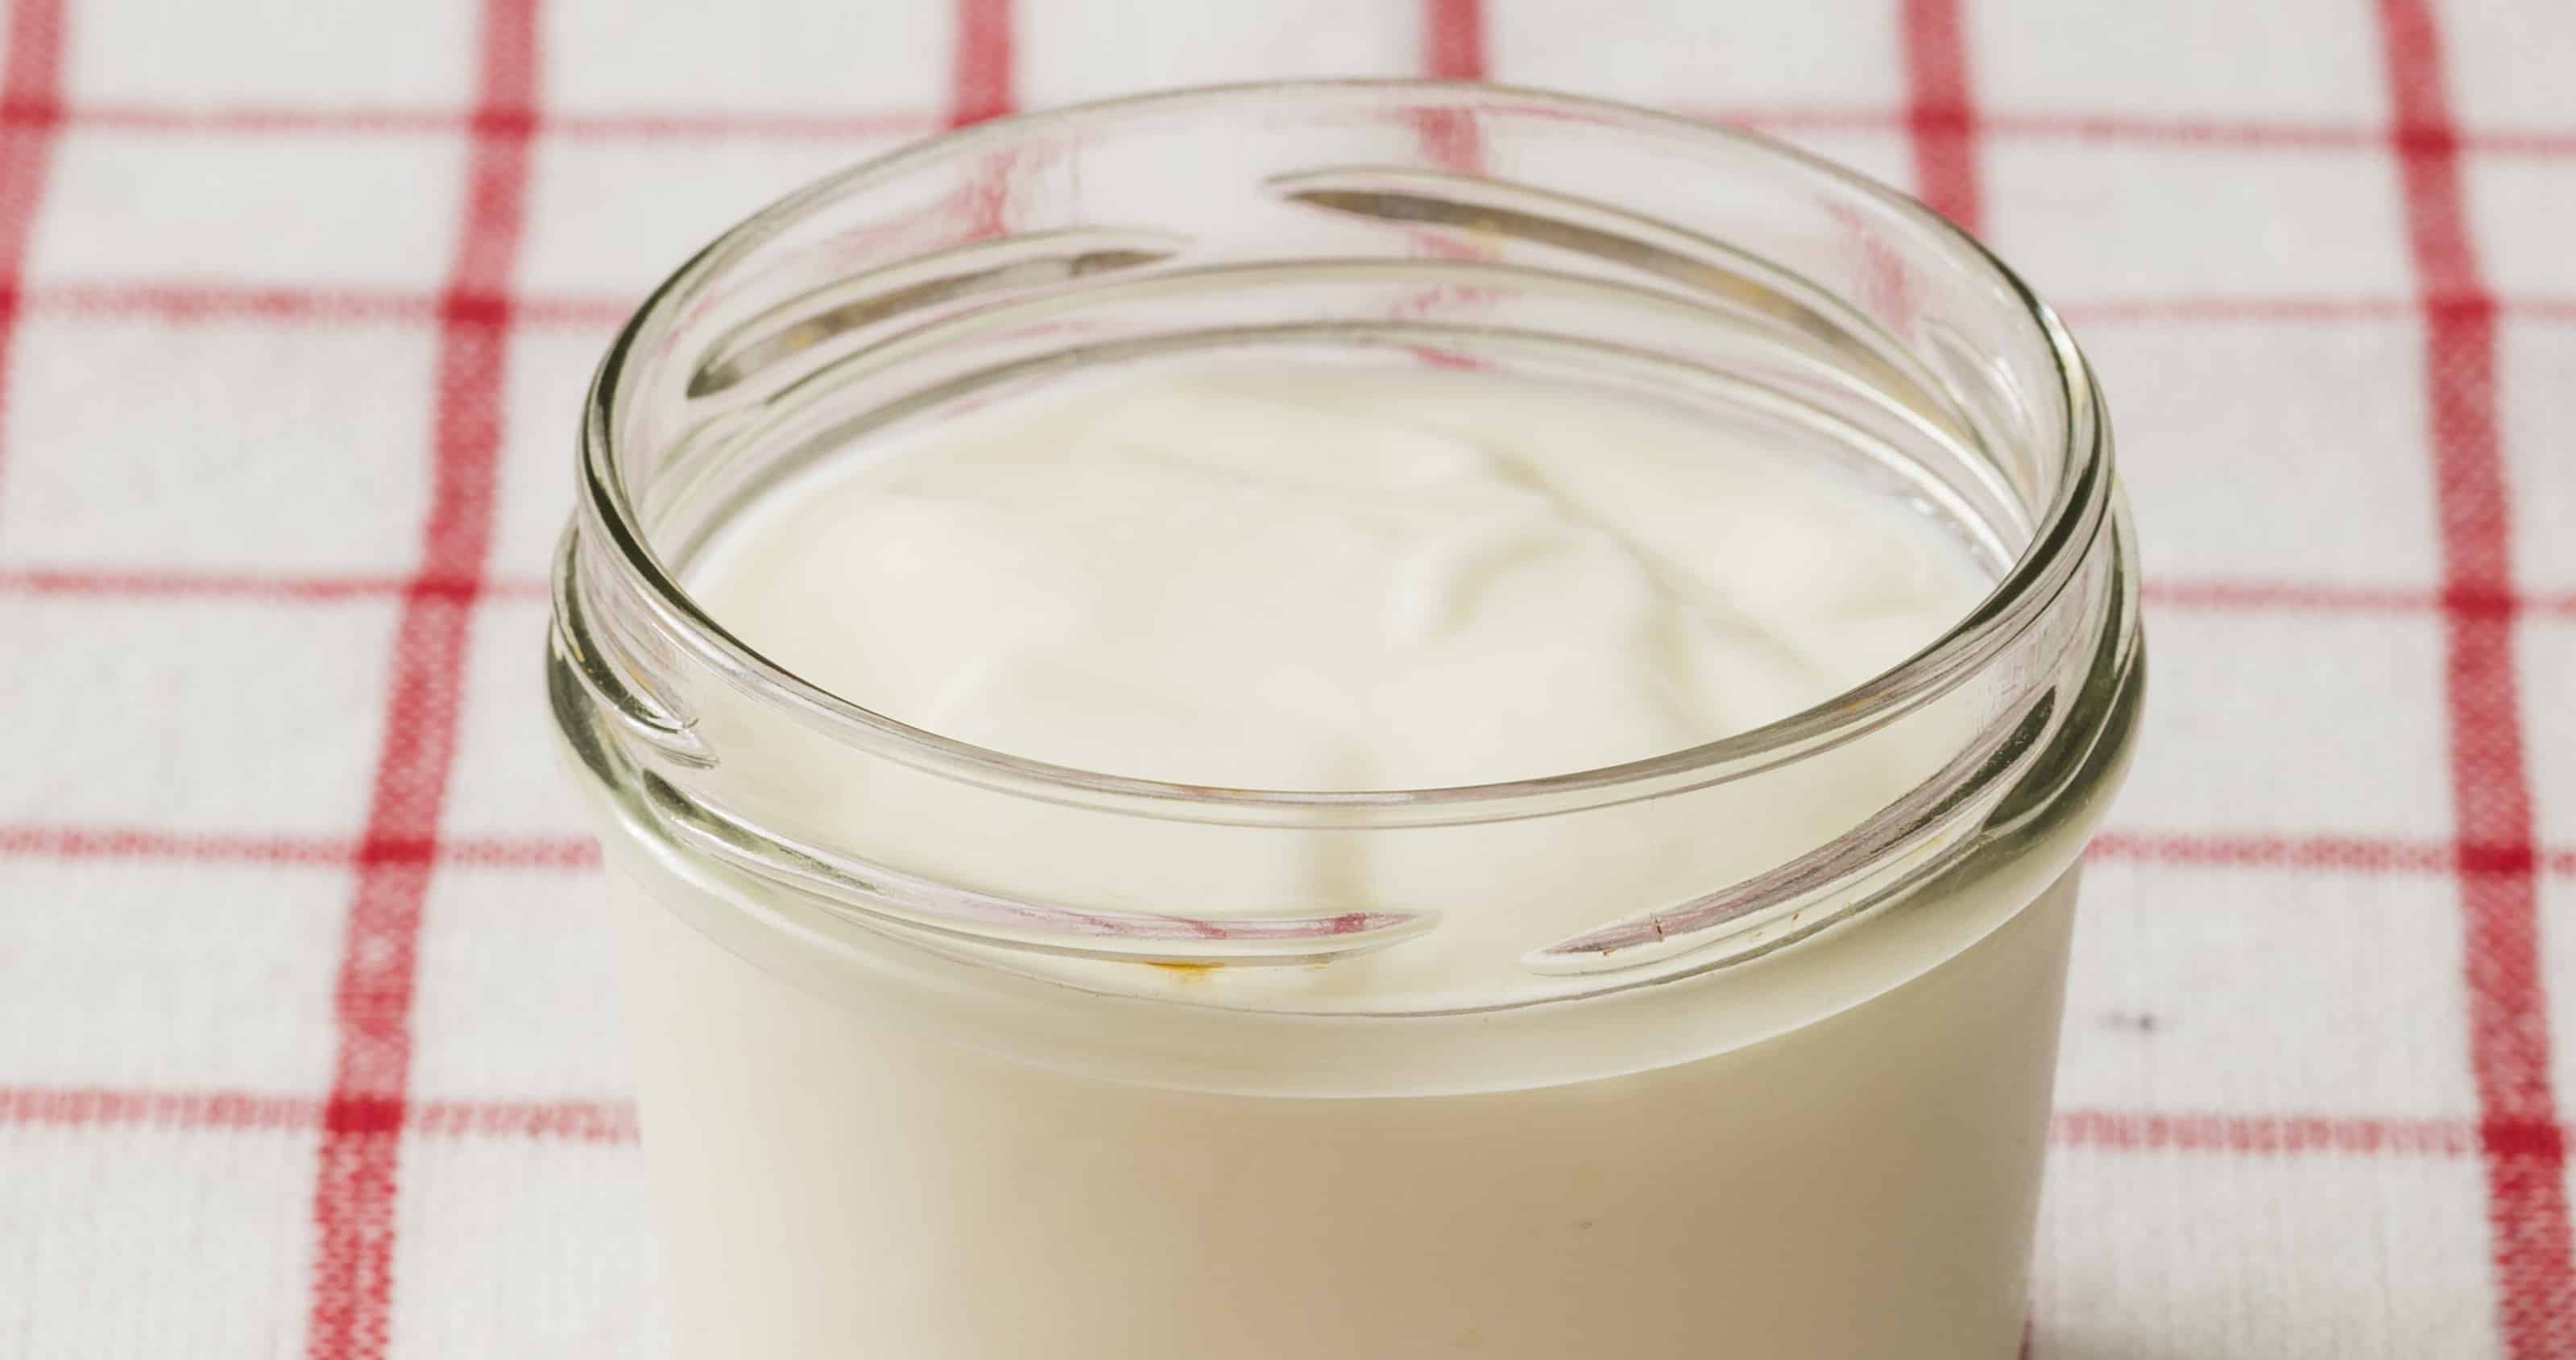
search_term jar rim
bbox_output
[576,77,2113,821]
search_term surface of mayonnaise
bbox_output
[685,358,1992,1006]
[698,359,1994,789]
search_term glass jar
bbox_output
[549,81,2142,1360]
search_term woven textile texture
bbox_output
[2,1,2574,1356]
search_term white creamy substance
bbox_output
[685,360,1992,1007]
[599,359,2079,1358]
[705,362,1982,794]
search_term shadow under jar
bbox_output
[549,81,2143,1360]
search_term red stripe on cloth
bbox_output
[1681,105,2576,160]
[2377,2,2576,1352]
[2142,578,2441,614]
[0,566,412,600]
[948,0,1012,130]
[300,2,541,1355]
[5,101,942,140]
[404,1098,637,1143]
[511,293,635,329]
[1418,0,1485,172]
[0,0,67,525]
[0,1081,2528,1165]
[2085,832,2576,878]
[23,562,2570,621]
[438,836,602,870]
[2085,830,2463,875]
[2472,126,2576,159]
[1977,110,2385,151]
[1424,0,1485,79]
[1899,0,1982,231]
[946,0,1014,238]
[55,105,458,135]
[12,815,2570,883]
[2145,577,2576,618]
[0,565,552,601]
[1975,110,2576,159]
[21,94,2576,161]
[2052,1108,2482,1158]
[2056,295,2425,326]
[1,826,354,866]
[2,280,635,329]
[20,279,2576,336]
[545,108,936,141]
[2058,293,2576,326]
[0,825,598,870]
[23,281,439,324]
[2,1087,322,1133]
[35,103,465,135]
[0,1087,636,1143]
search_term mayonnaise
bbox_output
[685,358,1992,1006]
[594,358,2077,1360]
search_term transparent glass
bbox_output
[550,82,2143,1360]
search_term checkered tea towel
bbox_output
[2,1,2574,1356]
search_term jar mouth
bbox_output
[576,78,2113,825]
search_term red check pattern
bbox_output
[1,2,2570,1355]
